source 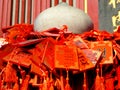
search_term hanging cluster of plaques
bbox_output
[0,24,120,90]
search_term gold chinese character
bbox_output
[112,16,117,26]
[112,11,120,31]
[116,11,120,21]
[109,0,116,8]
[112,11,120,26]
[117,0,120,3]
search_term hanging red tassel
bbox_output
[95,65,105,90]
[104,78,114,90]
[49,72,54,90]
[0,76,2,90]
[13,77,19,90]
[95,67,101,90]
[100,77,105,90]
[13,83,19,90]
[83,71,87,90]
[116,66,120,89]
[4,63,17,83]
[64,70,72,90]
[54,78,62,90]
[49,83,54,90]
[100,64,105,90]
[20,75,30,90]
[41,76,48,90]
[0,68,5,90]
[60,70,64,90]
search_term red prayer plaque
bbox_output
[54,45,79,70]
[3,48,31,68]
[66,36,89,49]
[90,41,113,64]
[30,63,45,76]
[72,36,89,49]
[31,39,48,67]
[77,48,94,71]
[42,38,55,70]
[82,49,102,65]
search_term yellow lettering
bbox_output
[116,11,120,22]
[109,0,116,8]
[112,16,117,26]
[117,0,120,3]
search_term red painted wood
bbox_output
[15,0,19,24]
[62,0,66,2]
[21,0,25,23]
[2,0,8,27]
[33,0,51,23]
[33,0,41,21]
[36,0,41,16]
[76,0,84,10]
[41,0,47,12]
[27,0,31,24]
[46,0,51,8]
[33,0,37,22]
[54,0,59,6]
[76,0,80,10]
[87,0,98,29]
[0,0,3,36]
[0,0,3,29]
[69,0,73,6]
[7,0,12,26]
[79,0,84,10]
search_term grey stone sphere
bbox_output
[34,3,94,34]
